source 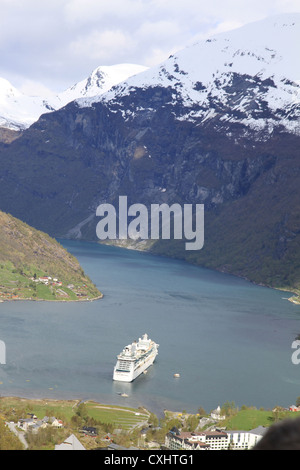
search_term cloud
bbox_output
[0,0,299,92]
[69,29,136,63]
[18,79,55,97]
[64,0,145,25]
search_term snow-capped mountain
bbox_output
[78,13,300,139]
[0,77,56,131]
[0,63,148,130]
[55,64,148,108]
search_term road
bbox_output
[6,422,28,450]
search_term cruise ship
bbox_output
[113,334,159,382]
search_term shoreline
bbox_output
[0,394,153,418]
[0,293,103,303]
[288,296,300,305]
[98,239,300,302]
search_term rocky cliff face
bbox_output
[0,14,299,292]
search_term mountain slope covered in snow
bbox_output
[0,64,148,130]
[78,13,300,138]
[0,77,55,130]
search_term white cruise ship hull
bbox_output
[113,350,157,382]
[113,335,158,382]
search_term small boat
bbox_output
[174,373,180,378]
[121,393,128,397]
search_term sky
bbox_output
[0,0,300,95]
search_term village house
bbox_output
[289,405,300,412]
[50,417,63,428]
[17,418,36,432]
[210,405,226,421]
[80,426,98,436]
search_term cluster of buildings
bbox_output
[18,414,63,433]
[165,426,266,450]
[0,292,19,300]
[34,276,88,298]
[12,402,300,451]
[33,276,63,287]
[163,405,267,450]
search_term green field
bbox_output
[84,403,149,430]
[0,397,149,430]
[220,407,300,431]
[0,260,101,302]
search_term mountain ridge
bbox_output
[0,63,148,131]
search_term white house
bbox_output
[51,417,63,428]
[210,405,226,421]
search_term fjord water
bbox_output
[1,240,300,415]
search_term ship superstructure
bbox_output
[113,334,159,382]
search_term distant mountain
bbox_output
[0,14,299,295]
[0,64,148,131]
[0,77,56,131]
[0,210,102,301]
[55,64,148,108]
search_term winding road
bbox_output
[6,422,28,450]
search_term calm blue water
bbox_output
[1,240,300,416]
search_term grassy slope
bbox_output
[0,397,149,430]
[0,210,102,301]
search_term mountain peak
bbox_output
[56,63,148,107]
[0,63,148,131]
